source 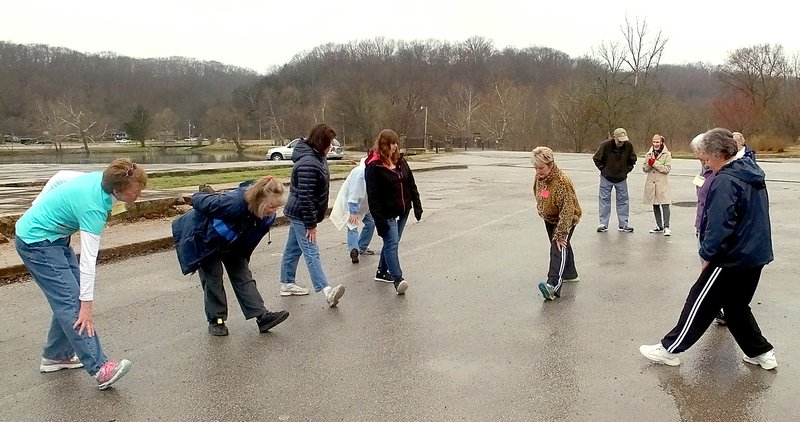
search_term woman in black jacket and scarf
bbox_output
[365,129,423,295]
[279,123,346,307]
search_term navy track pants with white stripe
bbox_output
[661,264,773,357]
[544,222,577,296]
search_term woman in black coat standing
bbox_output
[365,129,423,295]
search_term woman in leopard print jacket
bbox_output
[531,146,582,301]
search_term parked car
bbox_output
[115,138,131,143]
[327,139,343,160]
[267,138,300,161]
[267,138,344,161]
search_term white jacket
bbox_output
[330,157,369,230]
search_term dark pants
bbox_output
[653,204,671,229]
[198,253,268,323]
[544,222,578,296]
[661,265,772,357]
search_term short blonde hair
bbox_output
[245,176,285,217]
[531,146,555,167]
[732,132,746,146]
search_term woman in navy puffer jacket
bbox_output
[279,123,346,307]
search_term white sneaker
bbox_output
[280,283,310,296]
[40,355,83,372]
[743,349,778,370]
[639,343,680,366]
[664,228,672,236]
[326,284,345,307]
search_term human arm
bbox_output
[553,183,578,246]
[405,161,423,221]
[365,165,389,235]
[699,175,739,263]
[627,144,637,173]
[75,230,101,336]
[652,152,671,174]
[592,144,606,170]
[293,164,322,229]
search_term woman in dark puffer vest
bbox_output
[279,123,345,307]
[365,129,423,295]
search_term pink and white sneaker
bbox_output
[95,359,133,390]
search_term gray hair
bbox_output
[701,128,738,160]
[531,146,555,166]
[732,131,746,146]
[689,133,705,154]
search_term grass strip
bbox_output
[147,165,354,189]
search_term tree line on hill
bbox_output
[1,17,798,154]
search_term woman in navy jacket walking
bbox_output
[172,176,289,336]
[279,123,346,307]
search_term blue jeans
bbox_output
[15,236,107,376]
[598,176,630,228]
[280,217,329,292]
[347,212,375,251]
[378,212,409,281]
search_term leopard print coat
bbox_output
[533,165,582,241]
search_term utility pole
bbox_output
[420,106,428,150]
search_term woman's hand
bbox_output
[348,214,359,226]
[306,227,317,244]
[73,301,95,337]
[554,238,568,252]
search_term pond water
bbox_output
[0,150,265,165]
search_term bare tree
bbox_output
[720,44,788,109]
[620,16,668,88]
[438,83,483,138]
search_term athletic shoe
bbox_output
[40,355,83,373]
[663,228,671,236]
[394,278,408,295]
[280,283,310,296]
[564,276,580,282]
[350,248,359,263]
[597,224,608,233]
[374,270,394,283]
[257,310,289,333]
[208,318,229,336]
[639,343,680,366]
[743,349,778,370]
[618,226,635,233]
[96,359,133,390]
[538,281,555,301]
[714,310,727,326]
[360,248,376,255]
[326,285,345,307]
[649,226,664,234]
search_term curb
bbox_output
[0,215,296,284]
[0,163,468,283]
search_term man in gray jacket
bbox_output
[592,128,637,233]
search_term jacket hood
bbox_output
[723,157,766,188]
[365,149,381,165]
[292,139,323,163]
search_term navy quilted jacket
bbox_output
[283,140,329,228]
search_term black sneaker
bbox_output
[393,278,408,295]
[618,226,634,233]
[208,318,229,336]
[350,248,359,263]
[257,310,289,333]
[374,270,394,283]
[715,311,727,326]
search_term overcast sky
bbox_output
[2,0,797,74]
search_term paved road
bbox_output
[1,151,798,421]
